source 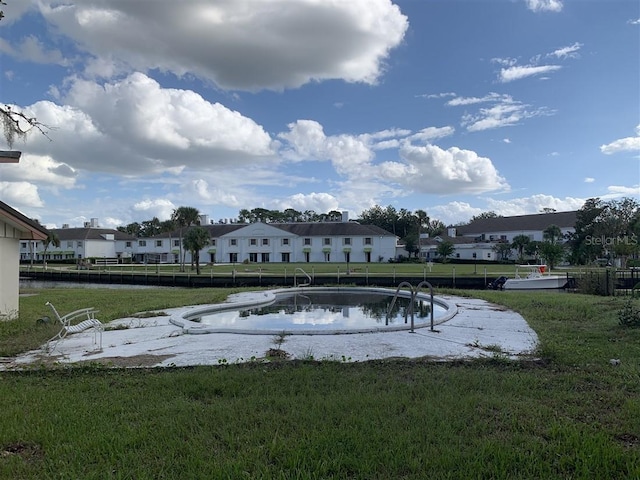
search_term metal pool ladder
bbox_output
[294,267,312,287]
[386,281,435,333]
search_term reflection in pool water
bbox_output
[195,291,447,334]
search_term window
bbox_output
[138,240,146,247]
[304,238,312,246]
[77,241,83,248]
[262,238,269,246]
[343,237,352,245]
[281,252,290,262]
[173,240,180,247]
[364,237,372,245]
[126,241,132,248]
[230,239,237,246]
[249,253,258,262]
[324,252,331,262]
[261,252,270,262]
[323,238,331,246]
[250,238,257,246]
[229,252,238,262]
[456,253,460,258]
[21,242,27,249]
[472,253,477,259]
[211,239,216,246]
[156,240,162,247]
[487,253,491,259]
[67,241,73,248]
[282,238,289,246]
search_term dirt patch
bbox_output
[1,442,44,462]
[615,433,640,448]
[77,354,176,367]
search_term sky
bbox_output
[0,0,638,230]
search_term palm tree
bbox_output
[541,224,564,269]
[42,231,60,270]
[511,234,531,263]
[543,224,563,244]
[183,226,210,275]
[436,240,455,263]
[171,206,200,272]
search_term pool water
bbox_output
[196,291,446,334]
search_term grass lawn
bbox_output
[23,261,587,277]
[1,287,639,478]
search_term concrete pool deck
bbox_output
[5,294,539,369]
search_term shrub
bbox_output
[618,298,640,327]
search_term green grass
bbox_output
[23,261,584,277]
[1,288,639,478]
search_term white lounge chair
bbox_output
[45,302,103,353]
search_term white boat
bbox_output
[502,265,567,290]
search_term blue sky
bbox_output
[0,0,638,229]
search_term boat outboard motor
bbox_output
[487,276,508,290]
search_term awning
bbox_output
[302,247,311,253]
[322,247,331,253]
[207,248,216,253]
[342,247,351,253]
[363,247,372,252]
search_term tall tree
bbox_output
[511,234,531,263]
[469,211,500,223]
[493,242,513,262]
[436,240,455,263]
[118,222,142,237]
[42,231,60,269]
[171,206,200,272]
[540,224,565,268]
[140,217,162,237]
[183,226,210,275]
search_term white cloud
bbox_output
[499,64,562,83]
[274,192,340,213]
[36,0,408,91]
[3,74,276,180]
[428,195,588,226]
[380,144,508,195]
[278,120,373,176]
[0,34,71,66]
[461,101,553,132]
[132,198,176,221]
[0,154,77,189]
[485,194,584,217]
[584,177,595,183]
[600,125,640,155]
[605,185,640,197]
[503,138,511,144]
[0,182,44,209]
[430,201,484,226]
[525,0,563,13]
[408,126,455,143]
[549,42,583,59]
[629,18,640,25]
[447,92,510,106]
[421,92,456,100]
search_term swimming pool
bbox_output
[171,287,457,335]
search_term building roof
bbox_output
[0,200,49,240]
[456,211,578,236]
[420,235,481,246]
[149,223,247,239]
[51,227,137,241]
[159,222,396,238]
[271,222,396,237]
